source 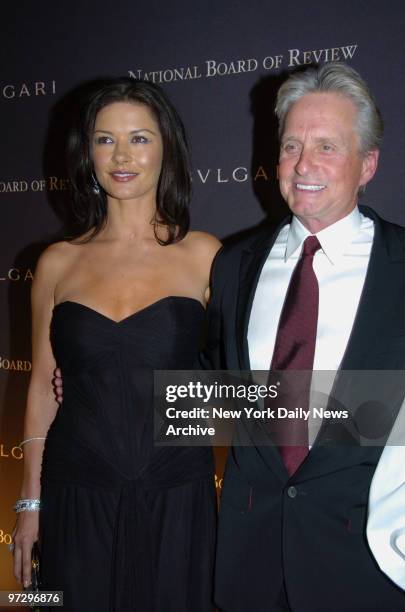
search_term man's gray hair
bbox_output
[275,62,383,154]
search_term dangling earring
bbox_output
[92,173,100,195]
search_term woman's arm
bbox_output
[13,246,62,587]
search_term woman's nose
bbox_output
[112,141,131,163]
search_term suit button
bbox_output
[287,486,297,498]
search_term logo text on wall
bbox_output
[128,44,358,83]
[1,80,56,100]
[194,165,273,184]
[0,269,33,282]
[0,445,23,460]
[0,529,14,545]
[0,176,69,194]
[0,357,32,371]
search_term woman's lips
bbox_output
[110,171,139,182]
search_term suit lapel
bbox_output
[235,219,291,481]
[340,209,396,369]
[235,207,405,482]
[235,219,290,371]
[299,206,405,481]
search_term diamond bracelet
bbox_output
[13,499,41,512]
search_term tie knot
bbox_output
[302,235,321,257]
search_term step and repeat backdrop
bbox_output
[1,0,405,591]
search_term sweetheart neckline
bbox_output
[53,296,205,325]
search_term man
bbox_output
[205,62,405,611]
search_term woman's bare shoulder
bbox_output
[36,240,79,273]
[33,241,85,295]
[181,231,222,259]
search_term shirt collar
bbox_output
[285,206,362,264]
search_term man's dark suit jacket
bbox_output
[204,206,405,612]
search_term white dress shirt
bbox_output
[248,207,374,442]
[247,206,405,589]
[248,206,373,372]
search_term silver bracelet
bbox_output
[13,499,41,513]
[19,437,46,450]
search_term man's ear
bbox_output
[360,149,379,188]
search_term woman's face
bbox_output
[91,101,163,204]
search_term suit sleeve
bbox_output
[199,246,226,371]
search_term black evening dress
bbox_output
[39,297,216,612]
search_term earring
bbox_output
[92,173,100,195]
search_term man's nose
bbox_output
[294,147,313,175]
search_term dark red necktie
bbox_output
[270,235,321,475]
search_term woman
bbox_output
[12,77,221,611]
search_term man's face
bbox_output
[278,92,379,232]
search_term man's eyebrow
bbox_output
[281,135,341,143]
[280,136,300,143]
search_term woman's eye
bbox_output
[132,135,149,144]
[95,135,113,144]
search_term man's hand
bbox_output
[53,367,63,403]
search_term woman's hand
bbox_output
[12,511,40,588]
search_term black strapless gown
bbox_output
[40,297,216,612]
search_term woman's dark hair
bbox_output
[67,77,191,244]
